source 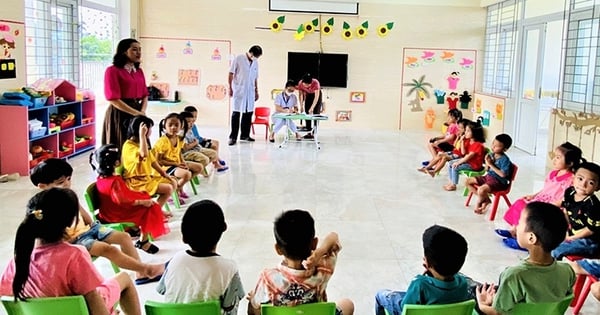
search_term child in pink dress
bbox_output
[496,142,583,243]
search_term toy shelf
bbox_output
[0,79,96,176]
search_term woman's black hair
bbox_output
[285,79,296,88]
[113,38,140,68]
[90,144,121,177]
[557,142,585,173]
[301,73,313,84]
[127,115,154,148]
[467,120,486,143]
[13,188,79,300]
[159,112,187,138]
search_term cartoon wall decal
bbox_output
[482,110,491,126]
[271,15,285,32]
[342,22,352,40]
[434,89,446,104]
[446,92,458,110]
[178,69,199,85]
[304,18,318,33]
[460,58,473,69]
[321,17,334,35]
[496,103,503,120]
[447,71,460,90]
[405,56,419,68]
[424,107,436,129]
[0,22,21,79]
[156,45,167,58]
[403,75,432,112]
[350,91,365,103]
[377,22,394,37]
[183,41,193,55]
[211,47,221,61]
[475,98,482,113]
[459,90,472,109]
[421,51,435,63]
[441,51,454,63]
[356,20,368,38]
[294,24,305,41]
[151,71,158,81]
[0,34,15,59]
[206,84,227,100]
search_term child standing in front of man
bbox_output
[375,225,471,315]
[551,162,600,260]
[476,202,575,314]
[466,133,513,214]
[157,200,244,314]
[248,210,354,315]
[268,79,302,142]
[30,158,165,282]
[0,188,142,314]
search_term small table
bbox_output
[272,113,329,150]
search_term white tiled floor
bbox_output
[1,123,599,314]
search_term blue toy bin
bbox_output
[30,96,48,108]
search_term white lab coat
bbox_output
[229,53,259,113]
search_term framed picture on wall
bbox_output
[350,92,365,103]
[271,89,283,100]
[336,110,352,122]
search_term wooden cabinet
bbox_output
[0,79,96,176]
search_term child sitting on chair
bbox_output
[157,200,244,314]
[180,110,228,174]
[466,133,513,214]
[421,109,462,164]
[375,225,471,315]
[443,120,486,191]
[419,118,471,176]
[248,210,354,315]
[183,105,227,166]
[476,202,575,314]
[268,79,302,143]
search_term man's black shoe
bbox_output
[228,139,236,146]
[240,137,255,142]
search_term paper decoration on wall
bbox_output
[350,92,365,103]
[459,91,472,109]
[377,22,394,37]
[206,84,227,100]
[150,82,170,98]
[446,92,458,110]
[0,22,21,79]
[183,41,193,55]
[441,51,455,63]
[475,98,482,113]
[421,51,435,63]
[322,18,334,35]
[403,75,432,112]
[336,110,352,122]
[294,24,305,41]
[1,34,15,59]
[211,47,221,61]
[447,71,460,90]
[304,18,318,33]
[460,58,474,69]
[405,56,419,68]
[482,110,491,126]
[271,89,283,100]
[424,107,436,129]
[356,21,368,38]
[178,69,199,85]
[342,22,352,40]
[496,103,503,120]
[271,16,285,32]
[151,71,158,81]
[0,59,16,79]
[156,45,167,58]
[434,89,446,104]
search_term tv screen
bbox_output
[287,52,348,88]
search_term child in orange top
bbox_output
[153,113,203,201]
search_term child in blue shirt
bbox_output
[466,134,513,214]
[375,225,471,315]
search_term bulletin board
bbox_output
[472,92,505,139]
[140,36,231,127]
[399,48,476,131]
[0,19,25,81]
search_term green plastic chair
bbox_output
[509,294,573,315]
[386,299,475,315]
[261,302,336,315]
[2,295,89,315]
[458,148,491,196]
[84,182,137,233]
[144,300,220,315]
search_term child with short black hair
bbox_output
[30,158,165,283]
[248,210,354,315]
[476,202,575,314]
[0,188,142,314]
[423,109,463,161]
[180,110,228,174]
[466,133,513,214]
[375,225,471,314]
[157,200,244,314]
[183,105,227,166]
[551,162,600,260]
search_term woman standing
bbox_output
[102,38,148,148]
[298,73,322,139]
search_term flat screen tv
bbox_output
[287,52,348,88]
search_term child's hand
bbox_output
[139,123,148,137]
[485,154,493,165]
[476,283,496,306]
[139,200,155,207]
[178,162,188,169]
[246,290,255,301]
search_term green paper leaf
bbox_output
[277,16,285,23]
[361,21,369,28]
[386,22,394,30]
[312,18,319,26]
[327,17,334,25]
[343,21,350,29]
[297,24,304,33]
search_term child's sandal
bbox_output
[135,240,159,254]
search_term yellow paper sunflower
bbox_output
[294,24,305,40]
[342,21,352,40]
[356,21,369,39]
[321,17,334,35]
[270,16,285,32]
[377,22,394,37]
[304,18,318,33]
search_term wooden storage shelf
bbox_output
[0,79,96,176]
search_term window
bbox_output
[25,0,80,85]
[560,0,600,112]
[482,0,521,97]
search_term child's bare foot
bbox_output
[144,262,166,279]
[417,167,427,173]
[475,198,491,214]
[427,169,437,178]
[443,183,456,191]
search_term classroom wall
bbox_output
[0,0,25,92]
[138,0,486,130]
[549,109,600,164]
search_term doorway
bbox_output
[514,20,563,155]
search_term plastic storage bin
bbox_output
[29,127,47,138]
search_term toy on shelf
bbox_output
[75,135,93,150]
[50,112,75,129]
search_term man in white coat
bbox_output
[228,45,262,146]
